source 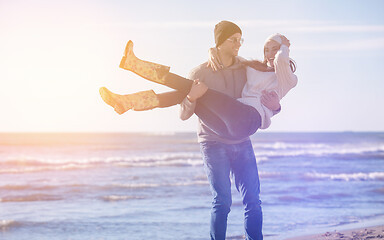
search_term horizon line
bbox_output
[0,131,383,134]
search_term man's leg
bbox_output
[231,140,263,240]
[200,141,232,240]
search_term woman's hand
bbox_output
[187,80,208,102]
[207,47,223,71]
[261,90,281,111]
[280,35,290,48]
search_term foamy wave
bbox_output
[0,152,203,173]
[0,220,46,230]
[0,194,62,202]
[306,172,384,181]
[0,181,209,195]
[254,142,329,150]
[109,180,208,190]
[112,183,161,189]
[254,143,384,159]
[2,142,383,174]
[172,180,208,186]
[0,184,33,191]
[0,220,19,229]
[116,159,203,167]
[0,163,93,174]
[1,152,200,164]
[259,171,282,179]
[256,156,269,163]
[0,184,86,191]
[101,195,145,202]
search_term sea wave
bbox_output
[0,164,94,174]
[0,152,203,173]
[101,195,146,202]
[1,152,201,164]
[0,184,88,191]
[0,194,62,202]
[0,219,49,231]
[305,172,384,181]
[253,142,330,150]
[110,180,208,189]
[259,171,282,179]
[0,184,56,191]
[1,142,383,174]
[0,181,209,197]
[0,220,21,229]
[254,143,384,159]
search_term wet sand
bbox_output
[285,225,384,240]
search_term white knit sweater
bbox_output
[237,44,298,129]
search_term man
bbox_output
[180,21,270,240]
[99,19,280,239]
[180,21,278,240]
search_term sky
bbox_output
[0,0,383,133]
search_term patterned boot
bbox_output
[99,87,159,114]
[119,40,170,84]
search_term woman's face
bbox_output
[264,39,281,67]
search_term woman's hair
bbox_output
[289,59,297,73]
[244,60,273,72]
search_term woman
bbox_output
[100,34,298,140]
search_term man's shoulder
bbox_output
[188,62,211,79]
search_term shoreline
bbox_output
[284,225,384,240]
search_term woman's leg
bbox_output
[195,89,262,140]
[157,90,188,108]
[99,87,186,114]
[162,73,193,93]
[119,41,194,92]
[100,85,261,139]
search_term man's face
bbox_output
[218,33,242,57]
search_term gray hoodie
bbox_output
[179,59,249,144]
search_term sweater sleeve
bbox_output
[179,97,196,121]
[273,44,298,98]
[179,69,199,121]
[272,105,281,116]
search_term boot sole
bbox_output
[99,87,128,114]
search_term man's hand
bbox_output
[261,90,280,111]
[187,80,208,102]
[207,47,223,71]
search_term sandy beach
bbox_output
[285,225,384,240]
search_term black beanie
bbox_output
[214,21,242,47]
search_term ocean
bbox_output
[0,132,383,240]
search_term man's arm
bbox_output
[179,79,209,120]
[179,66,200,121]
[179,97,196,120]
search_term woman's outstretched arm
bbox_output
[274,36,298,98]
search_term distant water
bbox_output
[0,132,383,240]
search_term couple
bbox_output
[100,20,298,240]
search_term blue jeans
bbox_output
[200,140,263,240]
